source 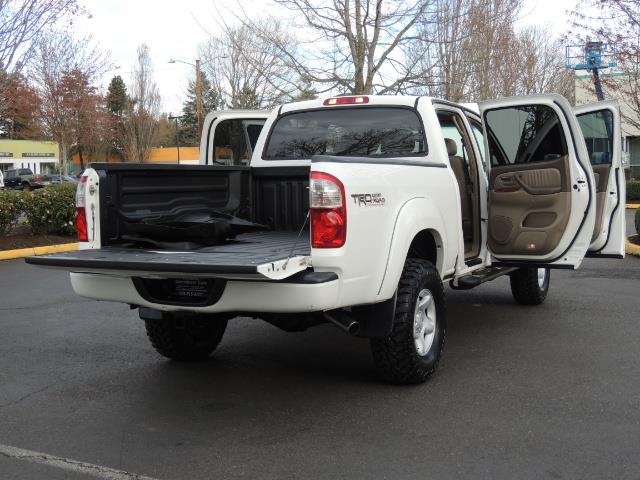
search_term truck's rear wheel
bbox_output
[144,313,228,361]
[509,267,550,305]
[370,258,446,384]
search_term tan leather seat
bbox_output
[445,138,473,246]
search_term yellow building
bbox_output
[0,140,59,174]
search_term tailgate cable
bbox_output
[283,211,310,270]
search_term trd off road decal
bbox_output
[351,193,386,206]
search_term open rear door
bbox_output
[480,94,596,268]
[574,101,625,258]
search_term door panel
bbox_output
[489,157,570,255]
[480,95,595,267]
[574,101,625,256]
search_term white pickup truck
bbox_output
[28,94,625,384]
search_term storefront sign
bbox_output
[22,152,55,158]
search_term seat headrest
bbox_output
[444,138,457,156]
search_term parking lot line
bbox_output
[0,443,159,480]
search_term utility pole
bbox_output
[169,58,205,142]
[195,59,203,139]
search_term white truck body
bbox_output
[27,94,625,383]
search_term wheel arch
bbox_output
[376,198,452,300]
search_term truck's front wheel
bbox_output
[370,259,446,384]
[509,267,550,305]
[144,313,228,361]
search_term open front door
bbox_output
[480,95,596,268]
[574,101,625,258]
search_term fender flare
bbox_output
[376,197,453,300]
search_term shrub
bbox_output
[23,184,77,235]
[627,180,640,202]
[0,189,27,235]
[636,209,640,236]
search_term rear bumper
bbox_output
[70,271,341,313]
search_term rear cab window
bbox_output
[263,107,426,160]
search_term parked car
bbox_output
[44,174,79,184]
[3,168,45,190]
[27,95,625,384]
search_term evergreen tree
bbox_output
[107,75,128,116]
[180,72,221,146]
[106,75,128,157]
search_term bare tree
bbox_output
[30,31,111,173]
[121,44,161,163]
[0,0,81,74]
[514,27,573,99]
[200,21,299,109]
[413,0,572,103]
[239,0,434,95]
[414,0,524,101]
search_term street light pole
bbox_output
[168,114,182,162]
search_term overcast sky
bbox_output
[74,0,576,114]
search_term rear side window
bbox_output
[19,168,32,175]
[264,107,426,160]
[577,109,613,165]
[484,105,568,167]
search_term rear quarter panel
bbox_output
[311,159,459,307]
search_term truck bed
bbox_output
[26,231,311,280]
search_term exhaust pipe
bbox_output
[324,310,359,335]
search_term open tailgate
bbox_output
[25,232,311,281]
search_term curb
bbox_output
[0,242,78,261]
[626,237,640,257]
[626,204,640,209]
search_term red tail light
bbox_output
[75,208,88,241]
[310,172,346,248]
[75,176,88,242]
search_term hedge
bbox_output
[0,184,77,236]
[628,180,640,202]
[0,189,27,234]
[22,184,77,235]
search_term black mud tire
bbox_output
[509,267,550,305]
[22,182,32,191]
[370,258,446,384]
[144,314,228,361]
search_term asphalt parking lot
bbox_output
[1,212,639,479]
